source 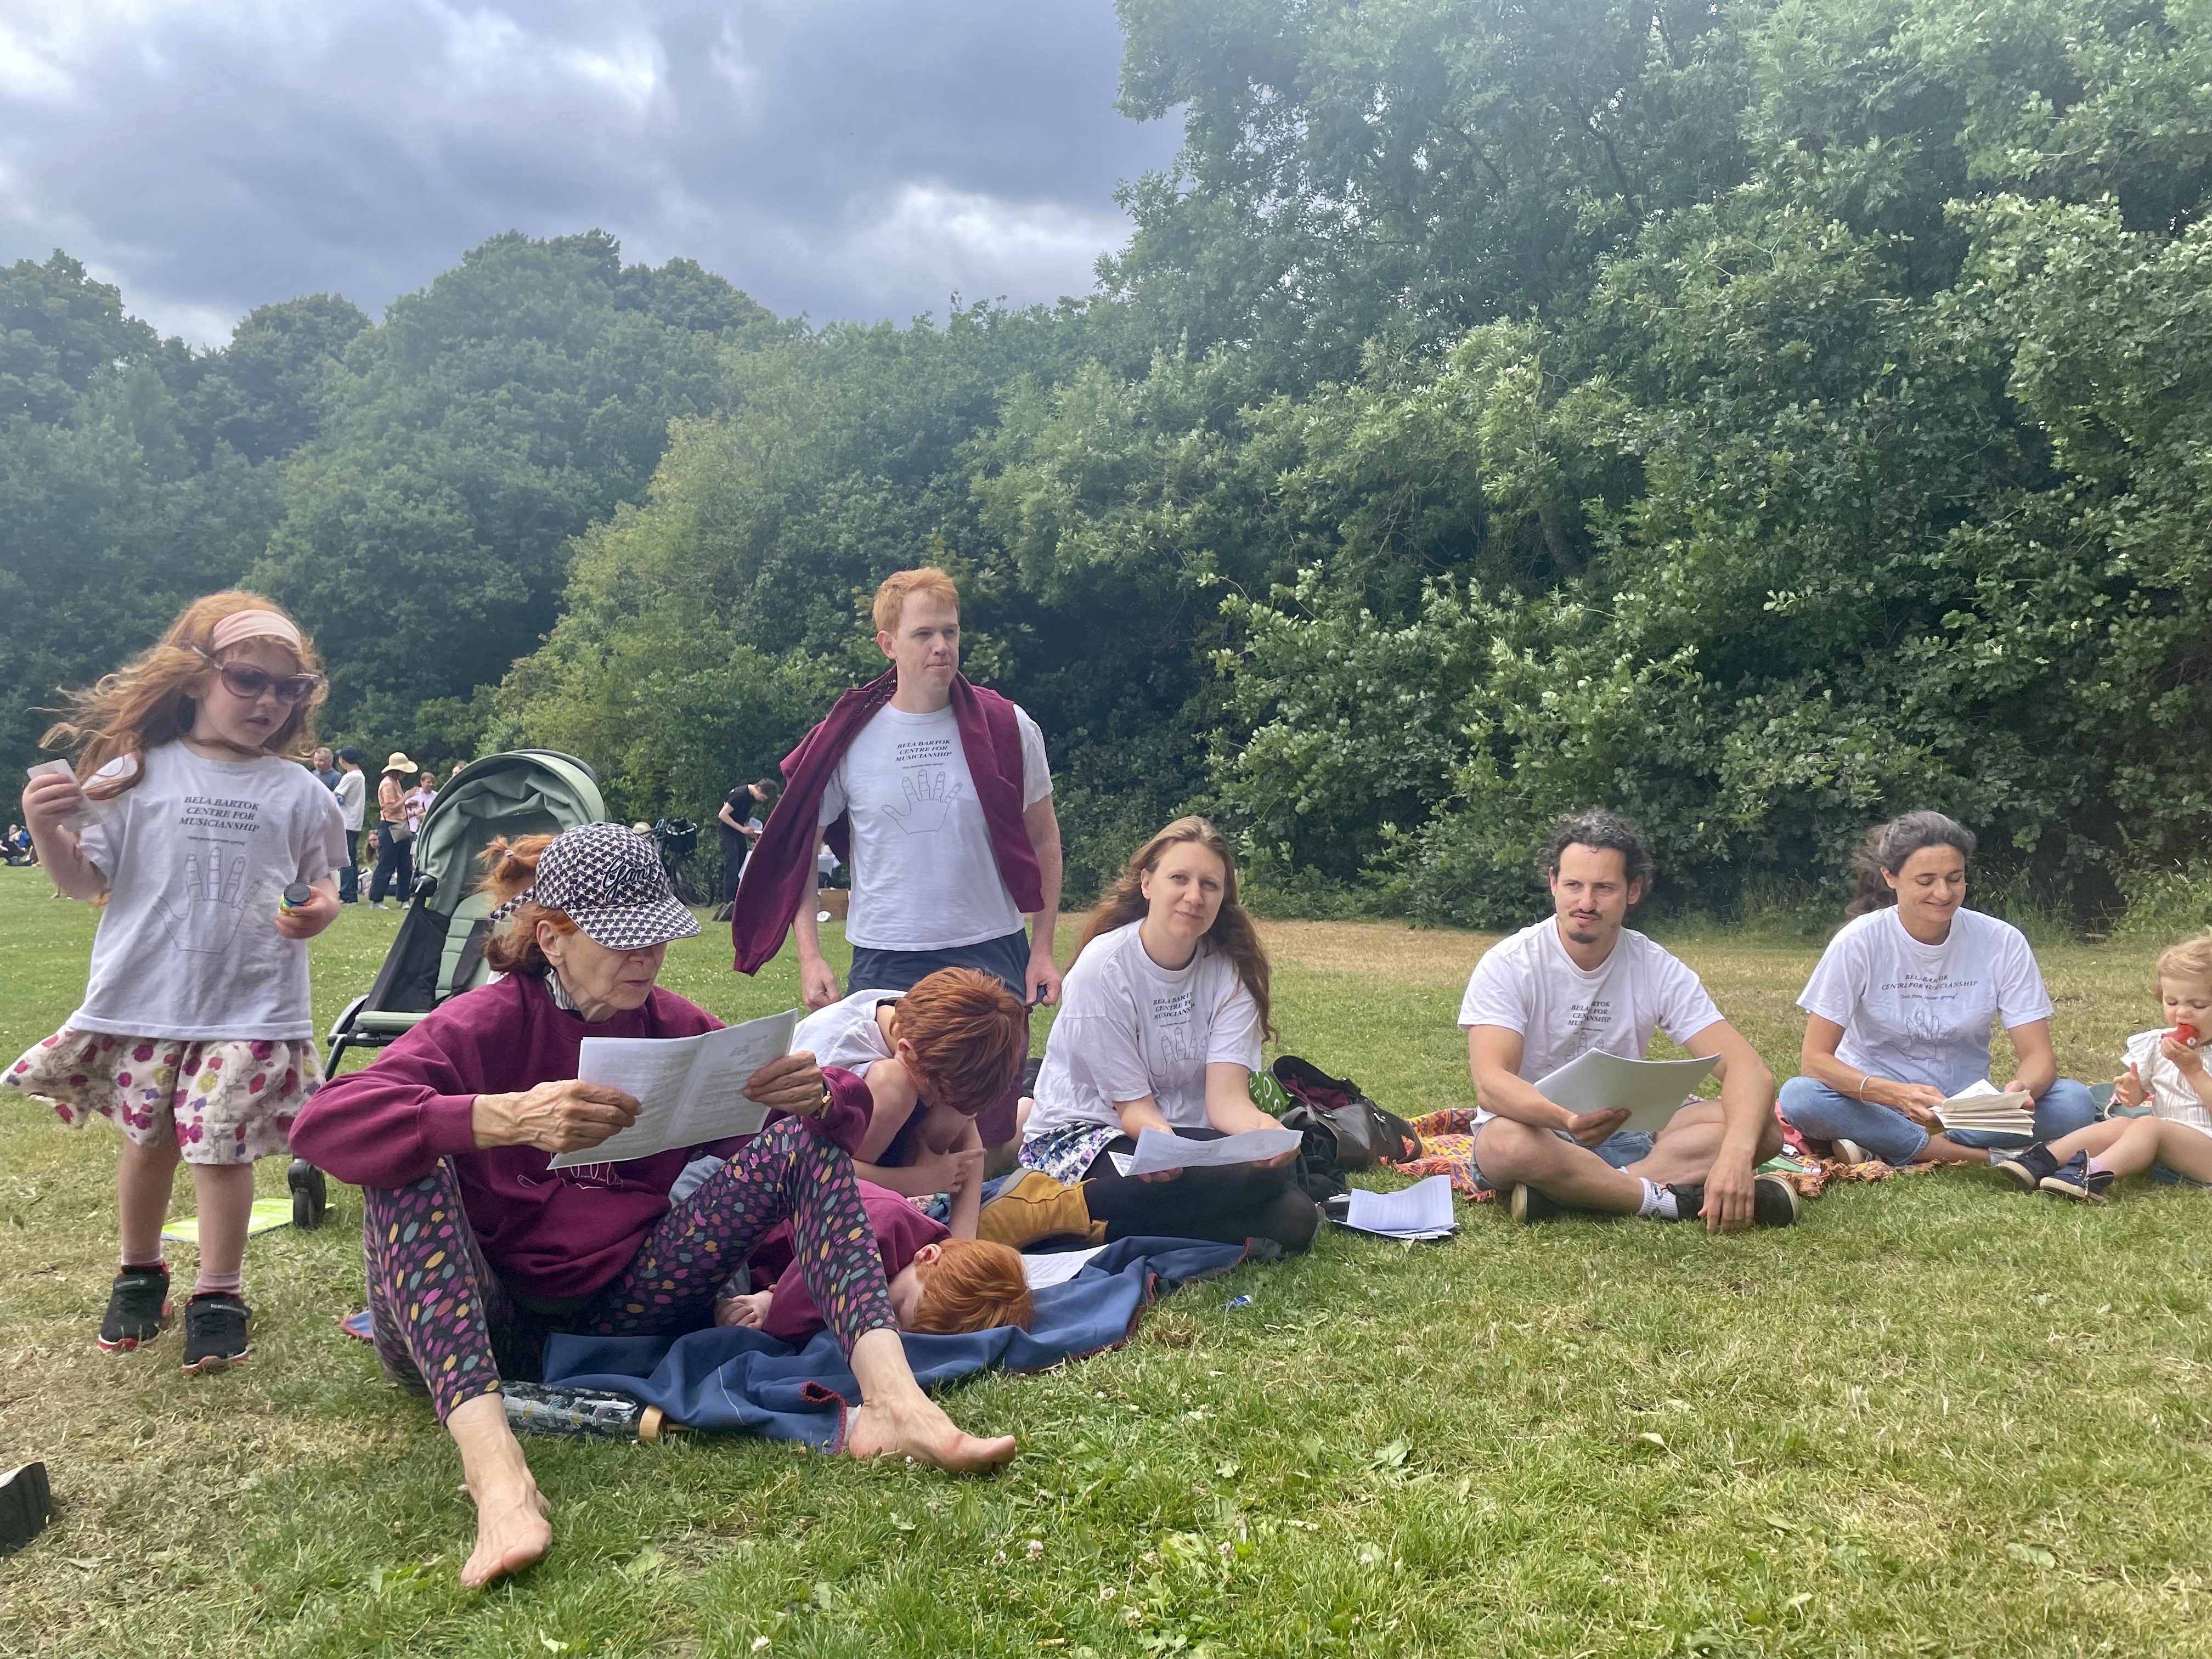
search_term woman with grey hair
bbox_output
[1780,811,2096,1166]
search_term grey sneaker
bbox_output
[1664,1172,1802,1227]
[1831,1138,1871,1165]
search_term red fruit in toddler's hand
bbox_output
[2172,1022,2202,1048]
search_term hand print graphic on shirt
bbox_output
[882,768,961,836]
[152,849,251,955]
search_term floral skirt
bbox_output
[4,1028,319,1165]
[1018,1122,1122,1186]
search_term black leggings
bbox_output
[1081,1128,1321,1253]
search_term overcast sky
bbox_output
[0,0,1182,346]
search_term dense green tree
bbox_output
[250,232,790,748]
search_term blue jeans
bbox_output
[1778,1075,2097,1165]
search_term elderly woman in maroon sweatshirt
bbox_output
[290,823,1015,1590]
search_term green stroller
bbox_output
[291,749,606,1227]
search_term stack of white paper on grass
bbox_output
[1020,1245,1108,1288]
[1329,1174,1457,1242]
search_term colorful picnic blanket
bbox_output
[1384,1105,1929,1204]
[537,1235,1248,1446]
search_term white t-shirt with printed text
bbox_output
[1796,907,2052,1098]
[1023,921,1265,1140]
[1456,918,1725,1125]
[819,702,1052,952]
[71,742,349,1041]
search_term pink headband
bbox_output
[207,610,304,656]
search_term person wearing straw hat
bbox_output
[367,749,417,909]
[291,821,1018,1589]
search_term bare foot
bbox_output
[845,1394,1017,1471]
[461,1476,551,1588]
[448,1392,553,1588]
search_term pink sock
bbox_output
[2086,1157,2111,1176]
[193,1267,243,1297]
[120,1255,166,1274]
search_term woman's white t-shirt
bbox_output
[1023,922,1265,1139]
[71,743,349,1041]
[1456,919,1724,1125]
[1796,907,2053,1097]
[2120,1028,2212,1136]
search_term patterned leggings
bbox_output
[362,1118,895,1422]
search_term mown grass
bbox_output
[3,865,2210,1657]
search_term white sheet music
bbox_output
[1124,1125,1302,1176]
[548,1009,797,1169]
[1340,1175,1457,1239]
[1021,1245,1108,1288]
[1532,1049,1720,1135]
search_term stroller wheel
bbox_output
[288,1159,329,1230]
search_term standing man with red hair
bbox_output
[733,567,1063,1169]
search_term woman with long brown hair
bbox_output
[1018,817,1318,1251]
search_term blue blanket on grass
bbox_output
[538,1235,1248,1446]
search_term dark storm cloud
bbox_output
[0,1,1182,343]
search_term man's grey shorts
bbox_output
[1469,1124,1657,1194]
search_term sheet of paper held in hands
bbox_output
[1934,1079,2034,1135]
[1122,1125,1303,1176]
[25,759,105,833]
[1533,1049,1722,1136]
[1332,1175,1457,1241]
[547,1009,798,1169]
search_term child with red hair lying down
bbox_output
[717,1181,1035,1341]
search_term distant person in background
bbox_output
[404,770,438,836]
[716,778,779,904]
[1778,811,2095,1168]
[368,751,417,909]
[334,748,367,904]
[2,823,33,866]
[312,746,341,792]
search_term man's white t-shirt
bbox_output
[818,703,1051,952]
[793,988,902,1081]
[1024,922,1265,1139]
[1796,907,2052,1098]
[1457,919,1724,1125]
[71,743,349,1042]
[334,768,366,832]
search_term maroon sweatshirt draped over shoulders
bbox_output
[729,667,1044,974]
[289,973,871,1302]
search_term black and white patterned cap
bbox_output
[489,821,701,950]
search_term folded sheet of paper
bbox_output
[1021,1245,1108,1288]
[1123,1125,1303,1176]
[548,1009,797,1169]
[1934,1079,2034,1135]
[25,758,106,833]
[1331,1175,1457,1241]
[163,1197,294,1246]
[1532,1048,1721,1136]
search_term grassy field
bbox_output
[3,863,2210,1657]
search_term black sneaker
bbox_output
[2039,1152,2114,1204]
[97,1264,171,1352]
[1993,1142,2060,1192]
[1508,1183,1568,1222]
[180,1293,251,1374]
[1665,1172,1803,1228]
